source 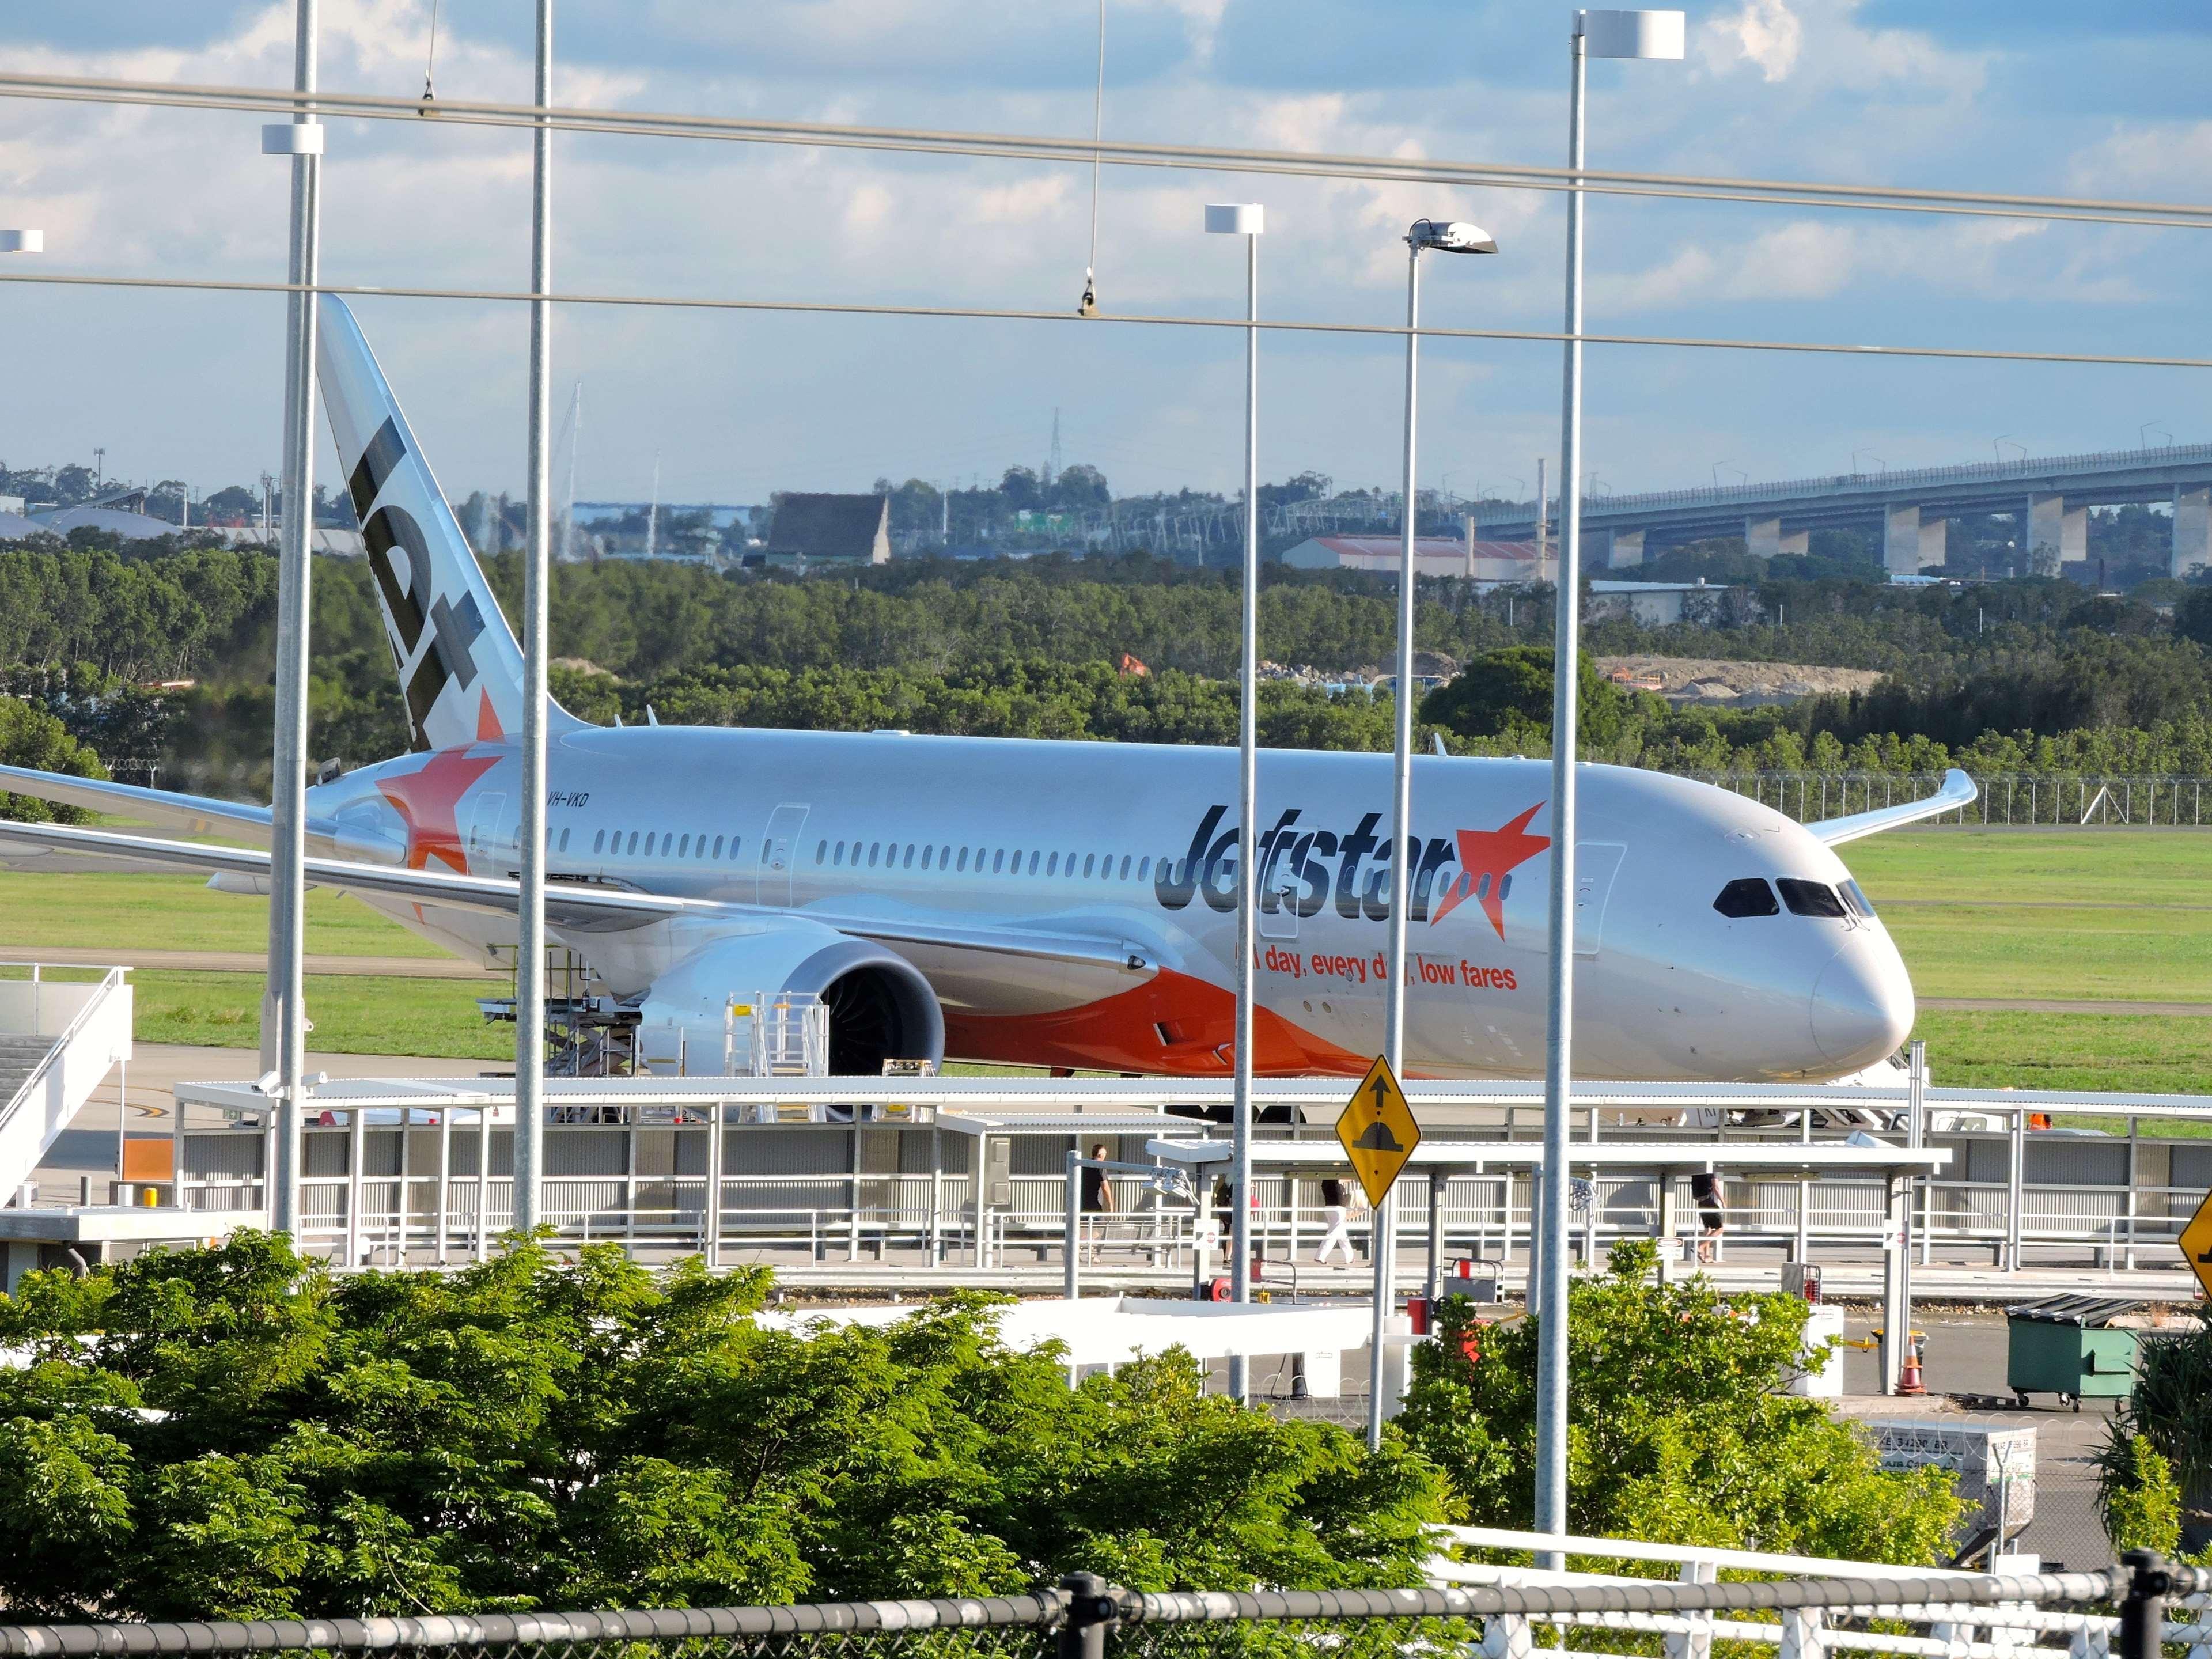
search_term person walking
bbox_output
[1691,1169,1727,1264]
[1079,1142,1115,1263]
[1314,1175,1355,1266]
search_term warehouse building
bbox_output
[760,493,892,568]
[1278,532,1554,588]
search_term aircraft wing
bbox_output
[0,816,1153,974]
[1804,767,1977,846]
[0,762,287,844]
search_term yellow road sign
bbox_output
[1337,1053,1421,1207]
[2182,1188,2212,1301]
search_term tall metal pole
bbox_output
[266,0,321,1235]
[1369,241,1421,1452]
[513,0,553,1235]
[1228,224,1260,1402]
[1535,21,1589,1563]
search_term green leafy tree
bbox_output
[1397,1241,1961,1560]
[0,1235,1446,1619]
[2097,1308,2212,1559]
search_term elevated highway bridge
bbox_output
[1478,441,2212,578]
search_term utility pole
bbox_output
[263,0,323,1235]
[513,0,554,1233]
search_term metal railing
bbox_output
[0,1551,2200,1659]
[1699,772,2212,827]
[169,1095,2212,1281]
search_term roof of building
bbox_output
[1590,579,1734,594]
[1294,535,1544,563]
[766,493,889,559]
[32,506,177,541]
[0,510,46,539]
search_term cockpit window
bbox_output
[1777,877,1848,919]
[1840,879,1877,919]
[1713,878,1779,918]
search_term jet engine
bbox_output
[635,918,944,1075]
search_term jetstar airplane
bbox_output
[0,297,1976,1083]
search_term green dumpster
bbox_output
[2005,1295,2142,1410]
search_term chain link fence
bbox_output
[0,1560,2205,1659]
[1698,773,2212,828]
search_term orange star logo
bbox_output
[1429,802,1550,939]
[376,746,502,873]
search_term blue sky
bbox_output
[3,1,2210,508]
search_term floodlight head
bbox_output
[0,229,40,254]
[1577,9,1687,59]
[260,122,325,156]
[1407,219,1498,255]
[1205,202,1266,236]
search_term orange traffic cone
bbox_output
[1896,1331,1927,1396]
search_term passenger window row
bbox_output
[587,829,744,862]
[1713,876,1875,921]
[817,839,1153,884]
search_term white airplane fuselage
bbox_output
[312,724,1915,1083]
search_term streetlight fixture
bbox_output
[1376,213,1496,1452]
[1710,460,1730,489]
[1204,200,1264,1402]
[1852,449,1885,476]
[2140,422,2172,452]
[0,229,41,253]
[1540,3,1682,1560]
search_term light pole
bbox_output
[515,0,554,1234]
[1540,5,1682,1555]
[259,0,326,1237]
[1205,200,1263,1399]
[1376,215,1495,1451]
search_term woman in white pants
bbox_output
[1314,1176,1355,1266]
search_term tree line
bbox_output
[0,543,2206,800]
[0,1233,1963,1619]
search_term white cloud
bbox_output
[1706,0,1804,84]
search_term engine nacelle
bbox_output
[635,918,944,1076]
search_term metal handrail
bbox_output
[0,965,126,1136]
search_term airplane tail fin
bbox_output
[316,295,583,752]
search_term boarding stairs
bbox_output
[0,965,132,1200]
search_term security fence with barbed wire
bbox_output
[0,1557,2204,1659]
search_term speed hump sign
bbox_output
[2182,1188,2212,1301]
[1336,1053,1420,1207]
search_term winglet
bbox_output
[1806,768,1977,846]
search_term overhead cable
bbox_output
[4,268,2210,373]
[3,70,2212,232]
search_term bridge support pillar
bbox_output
[1747,517,1805,559]
[2174,486,2212,579]
[1882,503,1925,578]
[1917,513,1946,569]
[2025,491,2086,574]
[1600,527,1645,569]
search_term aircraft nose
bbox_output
[1810,940,1915,1069]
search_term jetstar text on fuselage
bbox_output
[1154,803,1550,938]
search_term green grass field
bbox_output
[5,832,2206,1097]
[132,970,512,1060]
[0,872,441,959]
[1843,829,2212,1006]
